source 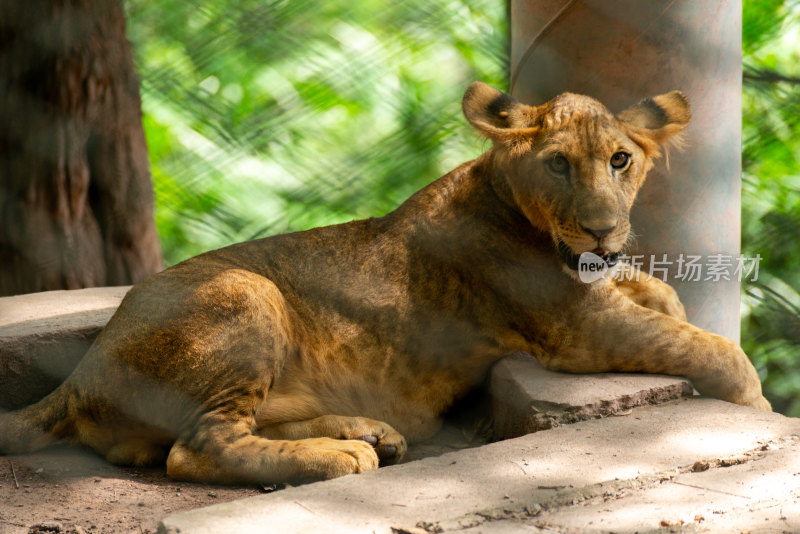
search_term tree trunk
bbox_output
[0,0,162,296]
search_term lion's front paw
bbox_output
[335,416,407,465]
[356,429,406,465]
[299,437,379,480]
[260,415,408,466]
[723,390,772,412]
[749,395,772,411]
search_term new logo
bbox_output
[578,251,610,284]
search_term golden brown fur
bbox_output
[0,82,770,485]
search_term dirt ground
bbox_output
[0,444,261,534]
[0,402,490,534]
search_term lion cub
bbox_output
[0,82,770,485]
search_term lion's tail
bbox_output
[0,386,71,454]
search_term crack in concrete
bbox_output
[671,481,750,499]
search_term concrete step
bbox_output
[157,398,800,534]
[0,286,130,409]
[490,351,693,439]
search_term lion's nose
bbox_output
[580,224,615,240]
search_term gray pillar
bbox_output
[510,0,742,341]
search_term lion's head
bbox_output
[462,82,690,271]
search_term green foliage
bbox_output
[743,0,788,53]
[126,0,800,414]
[125,0,508,265]
[741,0,800,414]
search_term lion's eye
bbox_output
[610,152,630,170]
[548,155,569,175]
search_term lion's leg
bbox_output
[153,274,386,484]
[166,414,379,485]
[539,291,770,411]
[105,439,168,466]
[259,415,407,465]
[612,263,686,320]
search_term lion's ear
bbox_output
[617,91,691,146]
[462,82,539,155]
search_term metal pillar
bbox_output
[510,0,742,341]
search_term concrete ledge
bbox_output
[0,286,130,409]
[490,352,694,440]
[158,399,800,534]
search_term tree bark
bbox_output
[0,0,162,296]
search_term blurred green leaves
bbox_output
[741,0,800,414]
[125,0,508,264]
[743,0,788,53]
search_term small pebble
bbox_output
[691,460,710,472]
